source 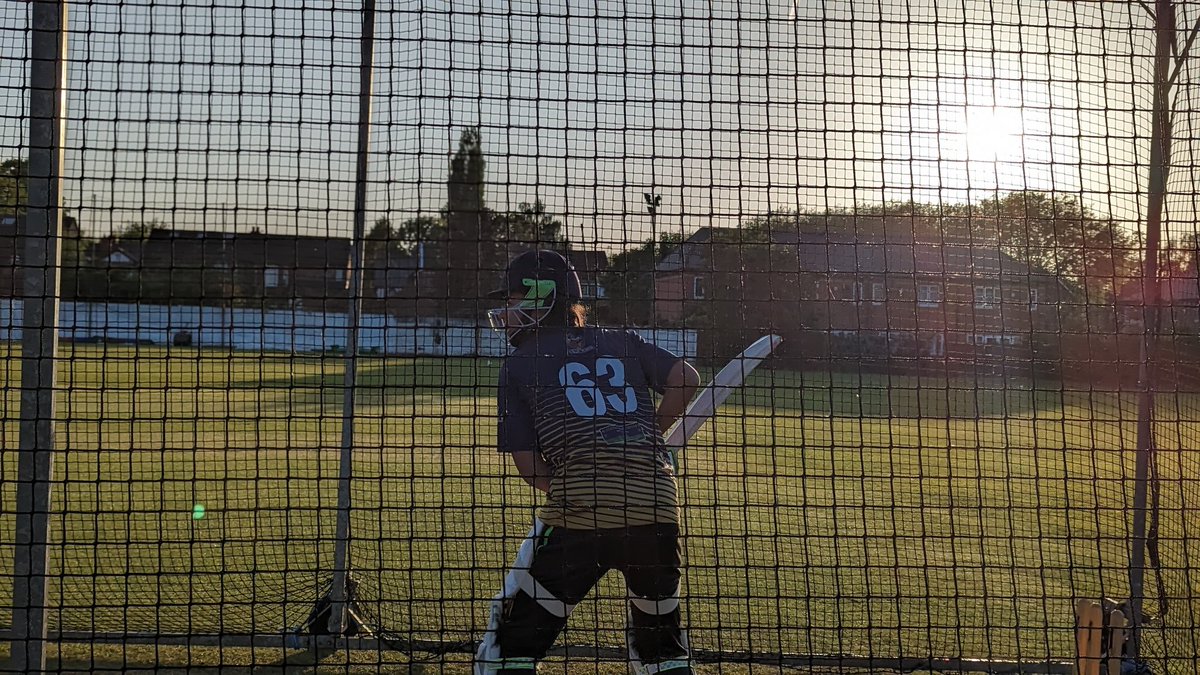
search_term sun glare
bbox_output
[963,106,1026,162]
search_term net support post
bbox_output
[10,1,69,672]
[326,0,377,636]
[1127,0,1174,661]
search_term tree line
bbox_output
[3,139,1192,317]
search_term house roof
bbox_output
[89,236,143,266]
[655,227,742,272]
[0,214,81,239]
[132,228,353,270]
[566,249,609,275]
[232,231,352,268]
[138,228,236,270]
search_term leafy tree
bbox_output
[444,127,488,313]
[0,157,28,216]
[599,233,680,325]
[362,217,401,302]
[973,192,1138,302]
[59,215,95,300]
[448,128,485,216]
[396,215,444,246]
[395,215,446,256]
[365,216,401,263]
[745,192,1138,302]
[493,200,566,247]
[366,216,395,241]
[744,201,988,245]
[364,215,443,303]
[92,219,238,305]
[114,219,162,242]
[1165,231,1199,274]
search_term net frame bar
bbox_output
[1128,0,1200,662]
[0,630,1076,674]
[9,1,68,672]
[1127,0,1167,655]
[328,0,380,636]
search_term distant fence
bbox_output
[0,299,697,359]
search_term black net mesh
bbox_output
[1,1,1199,673]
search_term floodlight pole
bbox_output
[10,1,68,672]
[644,191,661,240]
[327,0,377,636]
[1128,0,1174,660]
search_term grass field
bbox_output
[1,343,1198,673]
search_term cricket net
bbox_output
[2,0,1199,673]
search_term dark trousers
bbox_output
[495,523,689,668]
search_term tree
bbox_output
[395,215,446,256]
[101,219,236,305]
[744,201,979,243]
[448,128,485,217]
[744,192,1138,302]
[365,216,400,264]
[363,216,402,302]
[682,227,797,356]
[1165,231,1199,273]
[444,127,488,314]
[0,157,28,216]
[974,192,1138,302]
[59,214,95,300]
[492,199,568,256]
[599,233,680,325]
[114,219,162,242]
[366,216,395,241]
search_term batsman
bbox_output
[476,249,701,675]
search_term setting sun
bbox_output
[963,106,1026,161]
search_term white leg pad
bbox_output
[626,602,689,675]
[476,519,572,674]
[628,585,680,616]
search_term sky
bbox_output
[2,0,1198,250]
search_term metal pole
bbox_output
[327,0,377,634]
[11,1,68,672]
[1128,0,1174,660]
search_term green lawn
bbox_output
[1,344,1198,672]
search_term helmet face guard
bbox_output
[486,301,546,332]
[487,278,558,343]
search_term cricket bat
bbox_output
[665,334,784,455]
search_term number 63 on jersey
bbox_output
[558,358,638,417]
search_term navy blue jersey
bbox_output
[497,326,683,529]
